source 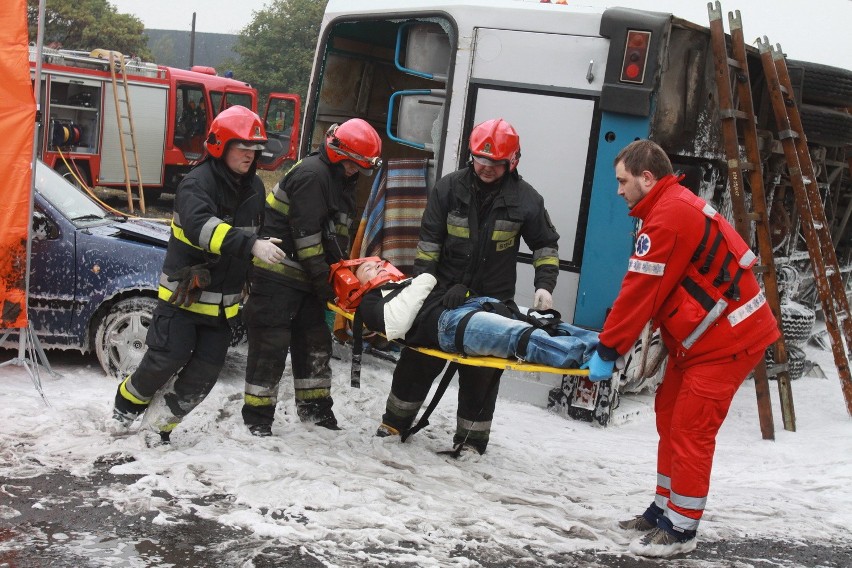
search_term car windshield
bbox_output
[35,161,113,226]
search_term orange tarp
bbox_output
[0,0,36,329]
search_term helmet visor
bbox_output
[472,155,507,167]
[234,141,266,151]
[334,146,383,176]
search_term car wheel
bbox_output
[95,296,158,379]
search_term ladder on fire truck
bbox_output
[708,3,792,439]
[108,52,146,215]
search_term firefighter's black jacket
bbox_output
[413,166,560,301]
[252,149,357,294]
[159,157,264,319]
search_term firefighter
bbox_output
[376,118,560,455]
[110,105,284,444]
[585,140,779,557]
[240,118,382,436]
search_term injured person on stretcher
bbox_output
[331,258,599,369]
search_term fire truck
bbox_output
[30,47,301,201]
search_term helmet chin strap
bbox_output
[329,258,406,311]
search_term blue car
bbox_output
[23,160,168,378]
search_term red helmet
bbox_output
[469,118,521,172]
[205,105,267,159]
[326,119,383,175]
[329,257,405,311]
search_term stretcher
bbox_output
[327,302,589,376]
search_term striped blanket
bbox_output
[358,158,429,275]
[334,158,429,342]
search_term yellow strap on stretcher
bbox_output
[327,302,588,376]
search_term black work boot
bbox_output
[297,400,341,430]
[112,378,148,428]
[249,424,273,437]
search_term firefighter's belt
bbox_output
[327,301,588,376]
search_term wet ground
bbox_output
[2,464,850,568]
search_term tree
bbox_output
[232,0,327,104]
[27,0,152,60]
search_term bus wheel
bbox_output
[787,60,852,108]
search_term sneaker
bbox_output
[249,424,273,437]
[375,423,400,438]
[629,517,697,558]
[618,503,663,532]
[618,515,656,532]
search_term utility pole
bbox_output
[189,12,196,68]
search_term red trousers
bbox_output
[653,345,764,530]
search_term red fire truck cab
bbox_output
[31,47,300,200]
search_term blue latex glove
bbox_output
[580,351,615,382]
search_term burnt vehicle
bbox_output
[18,160,167,378]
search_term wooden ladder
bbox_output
[109,52,146,215]
[708,2,792,439]
[757,37,852,418]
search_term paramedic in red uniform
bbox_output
[582,140,779,557]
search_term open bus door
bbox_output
[259,93,301,170]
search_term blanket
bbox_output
[359,158,429,275]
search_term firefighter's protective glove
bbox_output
[251,237,284,264]
[533,288,553,310]
[580,351,616,382]
[167,264,211,307]
[442,284,470,309]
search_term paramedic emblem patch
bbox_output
[635,233,651,257]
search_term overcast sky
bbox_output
[108,0,852,70]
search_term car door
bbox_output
[28,197,78,346]
[258,93,301,170]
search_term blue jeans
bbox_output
[436,297,599,368]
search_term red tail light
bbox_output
[620,30,651,84]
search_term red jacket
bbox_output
[598,175,780,364]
